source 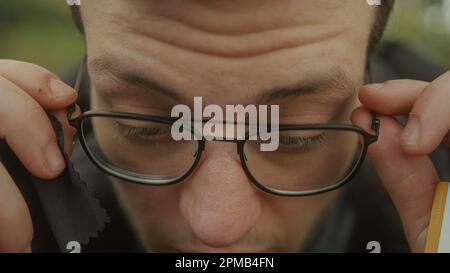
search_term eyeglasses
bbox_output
[68,111,380,197]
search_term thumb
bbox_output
[352,106,440,252]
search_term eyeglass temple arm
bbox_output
[369,113,381,143]
[366,61,381,141]
[67,57,85,124]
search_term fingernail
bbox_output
[401,114,421,147]
[46,142,65,173]
[49,79,75,98]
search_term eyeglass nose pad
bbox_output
[243,151,249,162]
[192,145,198,157]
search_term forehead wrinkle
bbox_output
[127,2,322,36]
[107,0,356,35]
[83,0,375,59]
[116,14,346,59]
[97,0,350,59]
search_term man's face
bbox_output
[80,0,376,252]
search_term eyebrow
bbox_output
[91,57,356,103]
[90,57,182,101]
[261,68,356,102]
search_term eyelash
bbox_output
[278,133,325,152]
[114,121,325,152]
[115,122,170,141]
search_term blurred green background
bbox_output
[0,0,84,75]
[0,0,449,76]
[384,0,450,69]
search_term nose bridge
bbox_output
[179,143,262,247]
[204,138,244,156]
[200,119,248,142]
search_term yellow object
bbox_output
[425,182,450,253]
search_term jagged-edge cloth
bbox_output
[32,114,110,252]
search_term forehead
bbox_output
[80,0,375,104]
[80,0,374,29]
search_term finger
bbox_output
[352,106,439,252]
[0,77,66,179]
[0,60,77,110]
[359,79,428,115]
[51,106,80,157]
[0,162,33,252]
[360,73,450,154]
[400,72,450,153]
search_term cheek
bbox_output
[266,190,341,231]
[113,176,341,251]
[90,87,102,110]
[113,179,182,216]
[112,179,187,238]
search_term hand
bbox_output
[352,71,450,252]
[0,60,79,252]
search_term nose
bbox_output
[179,142,262,248]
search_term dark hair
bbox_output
[70,5,83,34]
[70,1,394,53]
[369,0,395,53]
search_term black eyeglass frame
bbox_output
[69,111,380,197]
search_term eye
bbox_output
[114,121,171,142]
[278,133,325,153]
